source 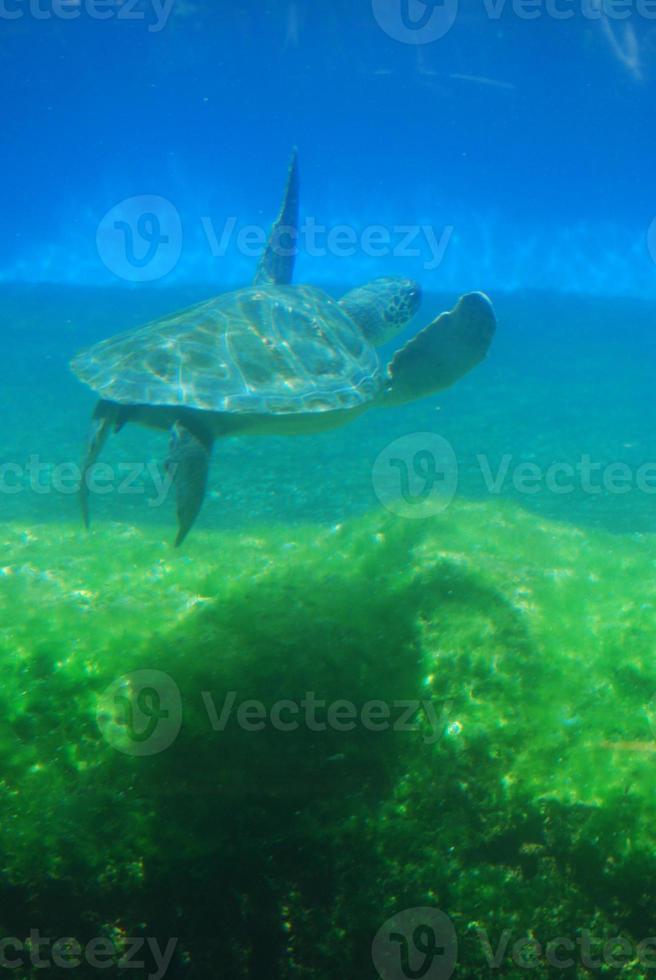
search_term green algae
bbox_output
[1,504,656,976]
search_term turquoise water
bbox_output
[3,4,656,977]
[5,286,654,535]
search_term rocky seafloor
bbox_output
[1,501,656,978]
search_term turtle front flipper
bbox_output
[382,292,496,407]
[167,421,214,547]
[253,147,299,287]
[80,400,117,529]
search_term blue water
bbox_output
[3,5,656,979]
[2,3,656,294]
[3,1,656,543]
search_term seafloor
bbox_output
[1,286,656,978]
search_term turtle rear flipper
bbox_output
[80,400,117,529]
[168,422,214,547]
[383,292,496,407]
[253,147,299,287]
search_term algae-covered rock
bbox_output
[1,504,656,977]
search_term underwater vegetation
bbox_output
[1,500,656,977]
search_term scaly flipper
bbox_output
[80,400,117,529]
[253,147,299,287]
[382,292,496,407]
[167,421,214,547]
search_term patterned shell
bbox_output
[71,285,382,415]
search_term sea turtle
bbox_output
[71,151,496,545]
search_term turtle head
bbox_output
[339,277,421,346]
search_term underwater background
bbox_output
[2,1,656,978]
